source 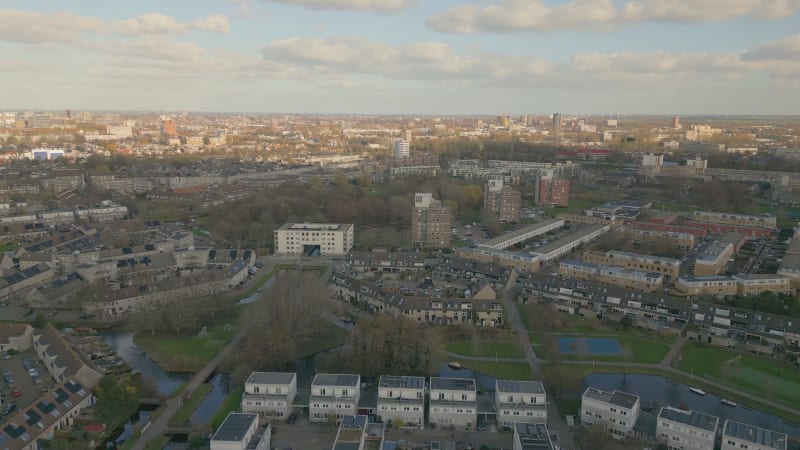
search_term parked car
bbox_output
[11,390,21,398]
[287,413,298,424]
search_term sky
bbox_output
[1,0,799,115]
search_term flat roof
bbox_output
[514,423,554,450]
[497,380,545,394]
[659,407,719,432]
[211,412,257,442]
[723,420,787,450]
[246,372,296,385]
[430,377,476,391]
[532,224,609,256]
[312,373,360,387]
[280,223,352,231]
[605,250,679,265]
[378,375,425,389]
[583,388,639,409]
[480,219,563,248]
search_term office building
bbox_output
[411,193,451,249]
[657,407,718,450]
[496,380,547,428]
[581,388,640,439]
[721,420,787,450]
[394,139,410,159]
[274,223,354,256]
[485,178,521,223]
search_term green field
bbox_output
[461,361,531,379]
[144,435,170,450]
[675,342,800,406]
[211,386,245,429]
[135,323,237,372]
[170,384,212,426]
[543,198,595,217]
[446,340,524,358]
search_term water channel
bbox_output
[583,373,800,439]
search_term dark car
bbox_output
[287,413,298,424]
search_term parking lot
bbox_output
[0,350,55,422]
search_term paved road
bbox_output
[133,329,248,450]
[502,272,577,450]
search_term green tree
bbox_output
[93,376,139,425]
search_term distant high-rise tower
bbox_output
[553,113,562,147]
[537,171,569,207]
[412,193,451,249]
[485,178,521,223]
[66,109,71,119]
[160,117,177,138]
[394,139,410,159]
[672,115,680,129]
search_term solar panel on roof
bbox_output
[37,400,55,414]
[229,250,237,260]
[54,388,68,403]
[24,224,33,230]
[122,247,133,254]
[209,250,217,259]
[4,424,25,439]
[64,380,81,394]
[24,410,41,426]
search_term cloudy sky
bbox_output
[1,0,799,114]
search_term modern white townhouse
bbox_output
[428,377,477,429]
[657,407,719,450]
[721,420,787,450]
[376,375,425,429]
[580,387,640,439]
[309,373,361,423]
[241,372,297,419]
[495,380,548,428]
[513,422,554,450]
[210,413,271,450]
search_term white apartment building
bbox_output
[495,380,547,428]
[394,139,410,158]
[428,377,477,429]
[642,153,665,167]
[376,375,425,428]
[309,373,361,423]
[241,372,297,419]
[721,420,787,450]
[657,407,719,450]
[513,422,554,450]
[480,219,564,250]
[530,224,610,262]
[332,415,369,450]
[210,413,271,450]
[581,388,640,439]
[274,223,354,256]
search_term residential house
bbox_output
[428,377,477,429]
[581,388,640,439]
[657,407,718,450]
[496,380,547,428]
[309,374,361,423]
[376,375,425,428]
[513,422,554,450]
[721,420,787,450]
[241,372,297,419]
[210,412,271,450]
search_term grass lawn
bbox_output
[445,340,524,358]
[675,342,800,406]
[170,384,212,427]
[211,386,245,429]
[144,435,170,450]
[451,238,472,248]
[135,323,237,372]
[461,361,531,380]
[554,397,582,421]
[544,198,595,218]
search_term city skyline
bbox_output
[1,0,799,114]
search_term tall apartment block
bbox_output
[412,193,451,249]
[485,178,521,223]
[394,139,410,159]
[537,172,570,207]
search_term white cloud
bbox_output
[428,0,800,33]
[742,34,800,60]
[260,0,417,12]
[0,9,104,44]
[116,13,229,36]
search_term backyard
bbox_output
[445,339,524,358]
[135,323,237,372]
[461,361,531,379]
